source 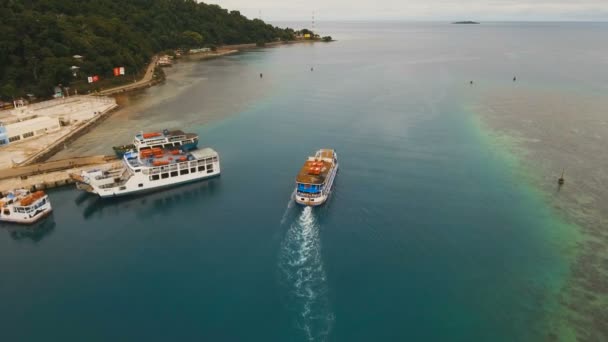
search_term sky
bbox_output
[205,0,608,21]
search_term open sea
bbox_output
[3,22,608,341]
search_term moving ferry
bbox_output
[112,129,199,157]
[295,149,338,206]
[0,190,53,224]
[72,147,220,198]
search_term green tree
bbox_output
[180,31,204,48]
[0,0,312,100]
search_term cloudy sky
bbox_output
[206,0,608,21]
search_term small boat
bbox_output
[294,149,339,206]
[72,146,220,198]
[0,189,53,224]
[112,129,199,157]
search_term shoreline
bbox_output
[5,40,321,167]
[97,40,320,96]
[97,56,162,96]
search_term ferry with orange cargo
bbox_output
[112,129,199,158]
[71,145,220,198]
[0,189,53,224]
[294,149,339,206]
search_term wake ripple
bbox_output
[279,206,334,341]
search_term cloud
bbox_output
[204,0,608,21]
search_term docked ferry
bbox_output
[112,129,199,157]
[0,190,53,224]
[294,149,339,206]
[71,147,220,198]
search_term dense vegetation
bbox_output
[0,0,299,99]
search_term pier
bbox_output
[0,95,118,168]
[0,155,119,195]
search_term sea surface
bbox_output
[3,22,608,341]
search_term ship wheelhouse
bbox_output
[296,182,325,197]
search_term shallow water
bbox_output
[3,22,606,340]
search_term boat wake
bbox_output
[279,206,334,341]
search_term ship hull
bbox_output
[96,172,219,198]
[0,206,53,225]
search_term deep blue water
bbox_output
[3,22,603,341]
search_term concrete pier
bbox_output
[0,155,120,195]
[0,96,118,169]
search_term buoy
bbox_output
[513,76,517,82]
[470,80,474,85]
[260,73,263,78]
[311,67,314,71]
[558,169,565,185]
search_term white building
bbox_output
[4,116,61,144]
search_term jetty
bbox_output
[0,155,119,196]
[0,96,118,169]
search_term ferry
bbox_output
[112,129,199,157]
[294,149,339,206]
[71,147,220,198]
[0,190,53,224]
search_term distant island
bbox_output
[452,21,480,24]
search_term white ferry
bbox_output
[0,190,53,224]
[113,129,199,157]
[71,147,220,198]
[294,149,339,206]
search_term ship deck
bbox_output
[296,159,334,185]
[126,149,192,168]
[126,148,216,169]
[137,130,197,141]
[168,130,197,139]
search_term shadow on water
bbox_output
[0,214,56,242]
[279,203,334,341]
[75,178,221,220]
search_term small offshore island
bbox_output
[452,21,480,24]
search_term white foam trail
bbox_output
[279,206,334,341]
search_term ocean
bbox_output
[3,22,608,341]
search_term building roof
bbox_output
[5,116,60,136]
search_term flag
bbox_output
[113,67,120,76]
[92,75,99,82]
[87,76,93,83]
[119,67,125,75]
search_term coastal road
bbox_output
[98,56,159,95]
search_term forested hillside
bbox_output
[0,0,297,99]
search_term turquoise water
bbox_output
[2,22,604,340]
